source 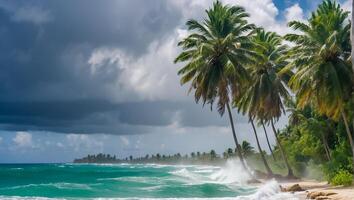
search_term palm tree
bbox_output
[283,0,353,170]
[174,1,255,171]
[250,118,273,176]
[260,120,276,161]
[241,141,254,156]
[270,119,294,177]
[236,29,294,177]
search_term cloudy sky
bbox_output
[0,0,351,163]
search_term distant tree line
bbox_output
[73,140,255,164]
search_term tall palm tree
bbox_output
[260,120,276,161]
[283,0,353,170]
[270,119,294,177]
[250,117,273,176]
[174,1,255,171]
[237,29,294,177]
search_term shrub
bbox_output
[330,170,353,186]
[323,140,352,182]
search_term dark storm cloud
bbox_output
[0,100,247,134]
[0,0,181,101]
[0,0,245,134]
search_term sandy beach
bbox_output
[280,180,354,200]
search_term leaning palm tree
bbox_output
[249,117,273,176]
[283,0,353,170]
[237,29,294,177]
[174,1,255,171]
[259,120,276,161]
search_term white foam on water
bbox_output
[192,169,214,173]
[1,182,92,191]
[234,179,299,200]
[51,183,92,190]
[169,168,207,183]
[169,159,252,185]
[98,176,163,184]
[142,163,171,168]
[141,185,164,191]
[9,168,23,170]
[0,197,66,200]
[164,161,299,199]
[209,159,251,184]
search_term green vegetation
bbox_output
[331,170,353,186]
[175,0,354,184]
[74,153,117,163]
[74,145,241,165]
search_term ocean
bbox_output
[0,160,298,200]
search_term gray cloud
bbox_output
[0,99,248,134]
[0,0,194,134]
[0,0,182,101]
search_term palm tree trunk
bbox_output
[250,118,273,176]
[320,133,331,161]
[341,111,354,173]
[262,122,276,162]
[271,119,294,178]
[226,103,248,171]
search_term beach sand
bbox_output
[280,180,354,200]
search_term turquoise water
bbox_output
[0,162,297,200]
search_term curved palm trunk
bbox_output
[262,122,276,162]
[271,119,294,178]
[226,103,248,171]
[250,118,273,177]
[341,111,354,173]
[321,132,331,161]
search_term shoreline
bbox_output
[279,180,354,200]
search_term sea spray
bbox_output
[169,159,252,185]
[209,159,252,184]
[235,180,300,200]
